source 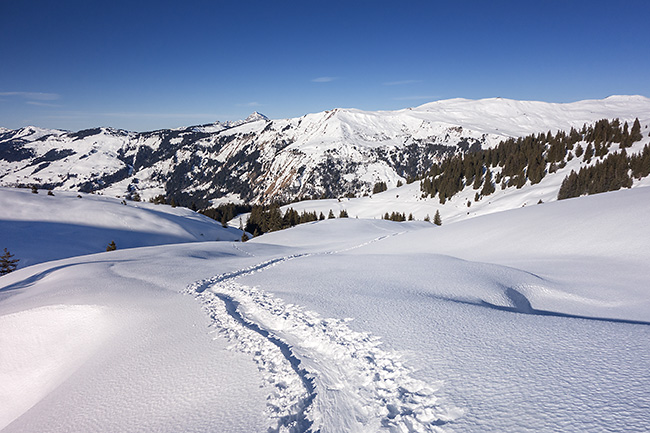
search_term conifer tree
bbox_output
[0,248,19,275]
[372,181,388,194]
[630,118,642,143]
[319,211,325,221]
[480,169,495,196]
[433,210,442,226]
[328,209,335,219]
[339,209,348,218]
[106,241,117,252]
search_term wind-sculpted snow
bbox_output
[1,185,649,432]
[187,250,461,432]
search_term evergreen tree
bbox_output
[372,181,388,194]
[319,211,325,221]
[328,209,335,219]
[106,241,117,252]
[31,185,38,194]
[433,210,442,226]
[339,209,349,218]
[424,214,431,222]
[630,118,642,143]
[480,169,495,196]
[241,231,249,242]
[149,194,166,204]
[583,143,594,162]
[0,248,19,275]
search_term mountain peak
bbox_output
[245,111,269,122]
[218,112,269,129]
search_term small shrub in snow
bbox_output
[433,210,442,226]
[1,248,19,275]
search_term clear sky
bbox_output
[1,0,649,132]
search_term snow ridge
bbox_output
[187,244,461,432]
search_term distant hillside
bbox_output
[0,187,243,267]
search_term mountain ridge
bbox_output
[1,96,649,206]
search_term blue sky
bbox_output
[1,0,649,131]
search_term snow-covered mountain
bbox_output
[1,96,649,207]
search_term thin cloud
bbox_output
[311,77,337,83]
[393,95,439,101]
[0,91,60,101]
[383,80,422,86]
[26,101,62,107]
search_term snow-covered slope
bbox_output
[2,96,649,205]
[0,187,243,267]
[1,185,649,432]
[413,95,650,138]
[245,115,650,227]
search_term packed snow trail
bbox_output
[187,237,461,433]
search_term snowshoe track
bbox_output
[187,234,461,432]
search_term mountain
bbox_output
[1,96,649,207]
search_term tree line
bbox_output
[558,143,650,199]
[419,118,647,203]
[242,205,352,237]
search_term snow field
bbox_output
[238,240,650,432]
[0,246,272,432]
[0,304,113,428]
[188,250,462,433]
[0,187,243,267]
[1,184,649,432]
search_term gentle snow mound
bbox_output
[0,304,114,430]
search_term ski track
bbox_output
[186,232,461,433]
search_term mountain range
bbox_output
[1,95,649,208]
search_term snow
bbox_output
[0,304,114,429]
[0,187,243,267]
[413,95,650,140]
[1,185,649,432]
